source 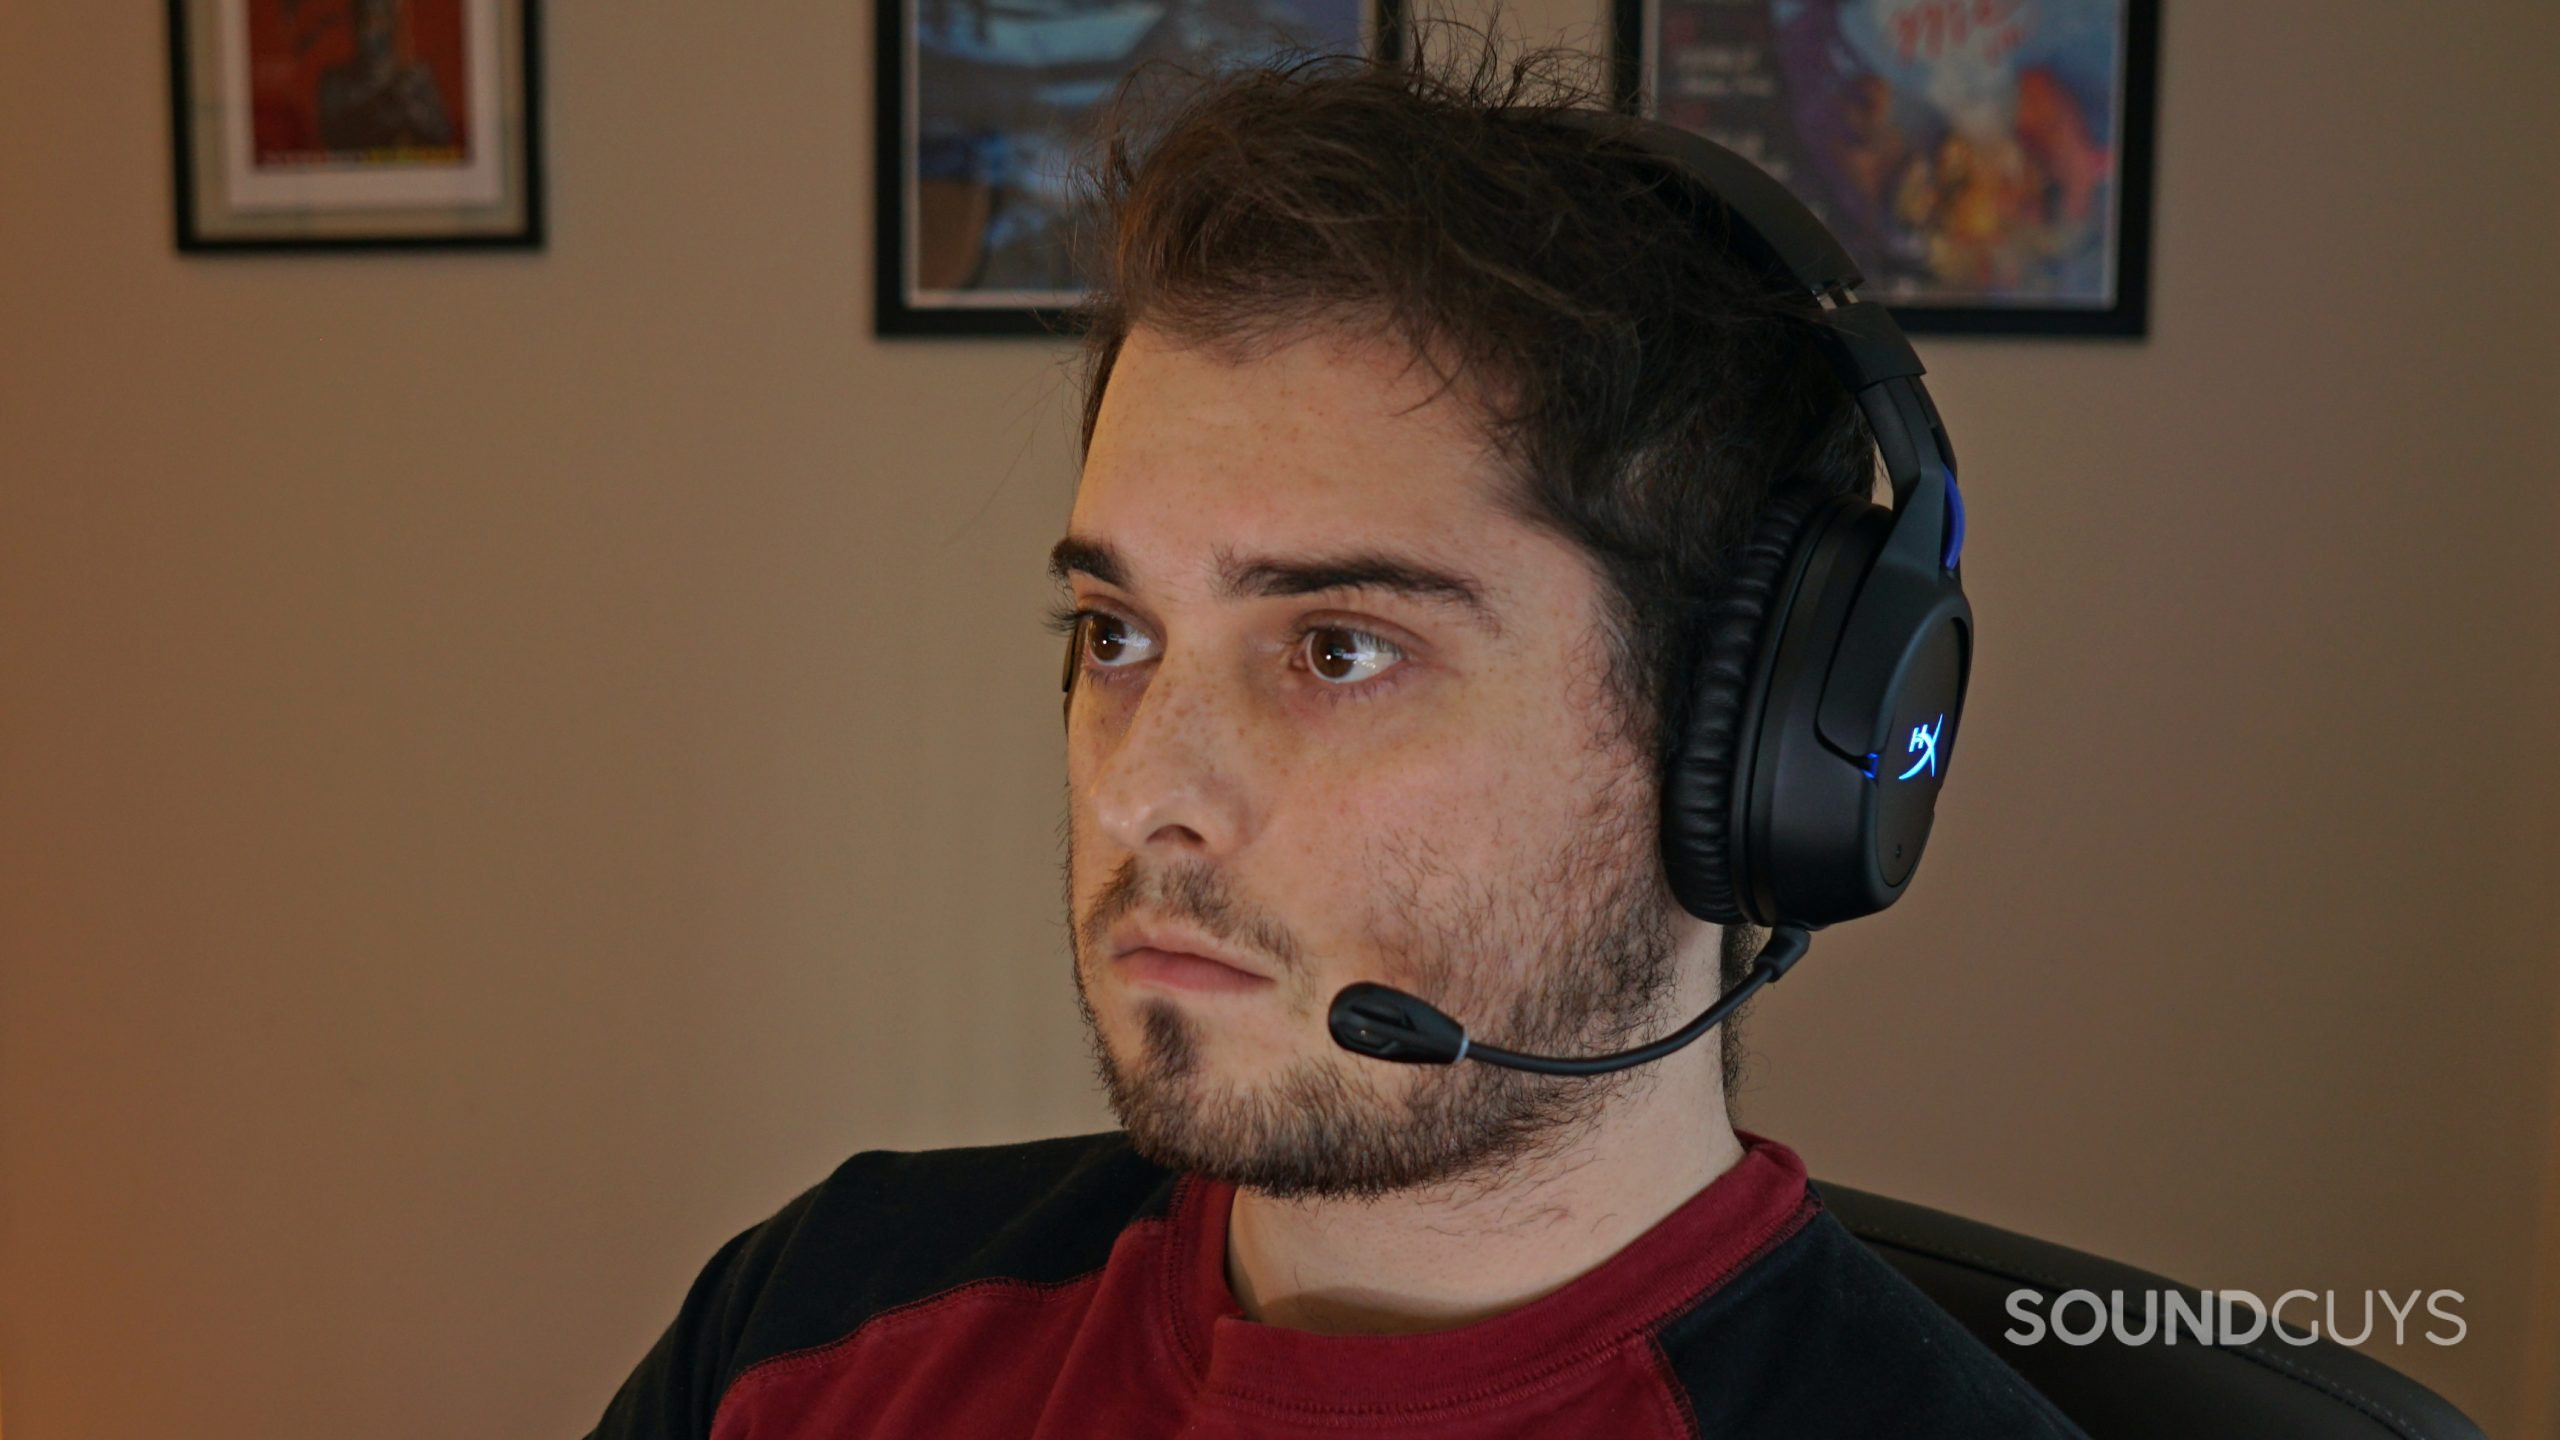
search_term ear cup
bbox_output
[1660,483,1838,924]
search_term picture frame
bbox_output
[1611,0,2158,337]
[877,0,1406,337]
[166,0,544,251]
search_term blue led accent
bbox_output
[1897,714,1943,780]
[1861,752,1879,781]
[1941,466,1966,571]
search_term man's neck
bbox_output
[1222,1040,1743,1337]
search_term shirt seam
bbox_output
[1647,1330,1707,1440]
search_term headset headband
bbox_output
[1544,111,1965,577]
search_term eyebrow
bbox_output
[1047,535,1504,637]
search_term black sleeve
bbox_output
[578,1133,1162,1438]
[581,1184,823,1440]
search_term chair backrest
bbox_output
[1813,1179,2486,1440]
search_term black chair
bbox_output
[1815,1181,2488,1439]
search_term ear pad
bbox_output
[1660,483,1839,924]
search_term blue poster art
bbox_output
[905,0,1373,309]
[1635,0,2150,317]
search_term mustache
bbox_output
[1079,857,1306,976]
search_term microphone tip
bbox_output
[1327,982,1469,1066]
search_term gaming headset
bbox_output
[1065,111,1972,1078]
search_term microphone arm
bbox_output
[1326,926,1813,1077]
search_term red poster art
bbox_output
[245,0,471,166]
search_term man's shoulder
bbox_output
[709,1132,1175,1380]
[1656,1203,2087,1439]
[585,1130,1177,1439]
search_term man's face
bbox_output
[1058,321,1696,1199]
[355,0,398,66]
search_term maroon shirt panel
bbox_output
[709,1136,1815,1438]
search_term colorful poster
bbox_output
[243,0,473,167]
[1628,0,2154,330]
[170,0,539,246]
[886,0,1390,332]
[211,0,509,214]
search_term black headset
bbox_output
[1068,112,1973,1077]
[1591,113,1973,937]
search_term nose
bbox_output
[1080,654,1258,860]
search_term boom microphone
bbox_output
[1327,926,1813,1077]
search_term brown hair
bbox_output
[1066,27,1873,1093]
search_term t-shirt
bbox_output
[584,1129,2086,1438]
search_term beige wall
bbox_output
[2,2,2555,1436]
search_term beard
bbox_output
[1067,774,1684,1202]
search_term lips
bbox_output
[1115,947,1273,994]
[1109,923,1261,974]
[1108,923,1275,994]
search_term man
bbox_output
[315,0,457,156]
[587,41,2080,1440]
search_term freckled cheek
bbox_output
[1277,738,1577,919]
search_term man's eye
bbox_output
[1302,626,1404,685]
[1084,614,1156,669]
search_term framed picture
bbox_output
[166,0,543,250]
[878,0,1405,337]
[1613,0,2158,336]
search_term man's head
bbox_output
[1053,41,1871,1198]
[353,0,400,70]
